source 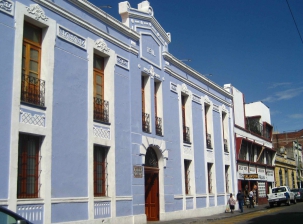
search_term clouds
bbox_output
[267,82,291,89]
[288,114,303,119]
[262,86,303,102]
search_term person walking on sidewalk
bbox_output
[228,193,236,213]
[249,190,254,208]
[237,190,244,213]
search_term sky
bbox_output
[89,0,303,133]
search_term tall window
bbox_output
[21,22,44,106]
[184,160,191,195]
[17,134,41,198]
[208,163,213,193]
[225,165,230,193]
[205,104,212,148]
[142,76,150,132]
[94,145,108,196]
[279,169,283,186]
[292,171,295,188]
[285,170,288,186]
[249,143,254,162]
[93,55,109,123]
[239,141,247,160]
[154,81,162,136]
[182,95,190,143]
[222,112,228,152]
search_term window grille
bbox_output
[183,126,191,144]
[17,134,41,198]
[184,160,191,195]
[94,98,109,123]
[142,112,150,133]
[155,116,162,136]
[94,146,108,197]
[224,139,228,152]
[206,133,212,149]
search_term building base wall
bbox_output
[159,205,226,222]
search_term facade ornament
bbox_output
[204,95,211,105]
[95,39,110,53]
[143,65,160,79]
[0,0,14,15]
[26,4,48,21]
[181,83,188,94]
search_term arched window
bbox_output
[145,147,158,168]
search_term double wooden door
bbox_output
[145,167,159,221]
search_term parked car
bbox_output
[0,206,32,224]
[267,186,296,207]
[291,188,303,201]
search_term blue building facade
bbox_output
[0,0,237,223]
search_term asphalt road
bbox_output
[210,202,303,224]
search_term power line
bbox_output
[285,0,303,45]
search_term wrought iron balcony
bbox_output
[224,138,228,152]
[155,116,162,136]
[21,74,45,107]
[142,112,150,133]
[246,119,272,140]
[206,133,212,149]
[183,126,191,144]
[94,97,109,123]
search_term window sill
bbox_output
[94,197,111,202]
[17,198,44,204]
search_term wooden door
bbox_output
[145,168,159,221]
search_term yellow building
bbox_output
[275,147,297,188]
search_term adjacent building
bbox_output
[273,130,303,188]
[0,0,237,223]
[224,85,275,205]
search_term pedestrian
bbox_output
[237,190,244,213]
[228,193,236,213]
[249,189,254,208]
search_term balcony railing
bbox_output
[94,97,109,123]
[206,133,212,149]
[21,74,45,107]
[183,126,190,143]
[155,116,162,136]
[247,119,263,136]
[224,138,228,152]
[142,112,150,133]
[246,119,272,140]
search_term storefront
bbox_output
[238,163,275,205]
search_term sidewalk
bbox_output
[149,204,268,224]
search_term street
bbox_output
[209,202,303,224]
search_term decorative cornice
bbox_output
[164,66,232,107]
[127,9,171,44]
[67,0,140,41]
[163,51,232,100]
[33,0,138,55]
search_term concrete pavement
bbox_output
[149,204,269,224]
